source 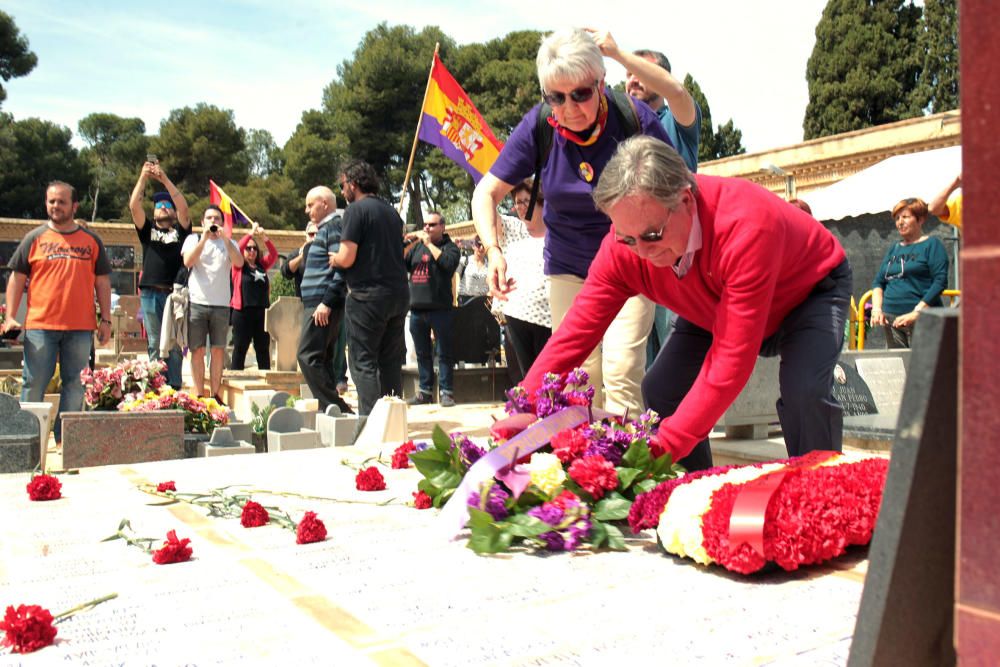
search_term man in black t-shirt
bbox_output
[129,160,191,389]
[328,160,410,417]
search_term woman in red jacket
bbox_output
[229,223,277,370]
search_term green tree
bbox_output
[151,103,249,197]
[244,128,284,178]
[683,74,745,161]
[0,114,89,218]
[804,0,924,140]
[186,174,301,232]
[913,0,959,113]
[282,110,349,198]
[0,11,37,107]
[77,113,149,221]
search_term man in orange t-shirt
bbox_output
[3,181,112,444]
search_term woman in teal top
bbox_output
[871,197,950,348]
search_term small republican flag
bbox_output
[208,179,254,235]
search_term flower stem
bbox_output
[53,592,118,622]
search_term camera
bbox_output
[209,225,219,233]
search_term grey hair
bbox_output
[592,136,697,213]
[536,28,606,92]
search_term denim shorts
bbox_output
[188,303,230,349]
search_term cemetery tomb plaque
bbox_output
[855,357,907,416]
[831,362,878,417]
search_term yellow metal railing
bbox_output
[853,289,960,350]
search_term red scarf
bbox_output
[545,92,609,146]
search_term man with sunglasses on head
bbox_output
[521,136,852,472]
[129,160,191,389]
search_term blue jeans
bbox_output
[140,291,183,388]
[409,309,455,395]
[21,329,94,443]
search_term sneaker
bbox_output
[407,392,434,406]
[439,392,456,407]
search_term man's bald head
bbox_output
[305,186,337,224]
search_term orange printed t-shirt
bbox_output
[8,224,112,330]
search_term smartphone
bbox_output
[147,153,158,164]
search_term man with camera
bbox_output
[181,206,243,403]
[129,157,190,389]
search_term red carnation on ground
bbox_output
[392,441,417,469]
[356,466,386,491]
[296,511,327,544]
[568,455,619,500]
[151,530,193,565]
[413,490,433,509]
[550,427,589,464]
[156,481,176,493]
[240,500,270,528]
[0,604,57,654]
[26,474,62,501]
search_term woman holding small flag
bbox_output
[472,27,672,416]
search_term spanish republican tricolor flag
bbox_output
[417,53,503,183]
[208,179,254,235]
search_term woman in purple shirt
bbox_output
[472,27,671,414]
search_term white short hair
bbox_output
[536,28,605,92]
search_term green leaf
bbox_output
[427,469,463,491]
[504,514,550,538]
[604,523,627,551]
[589,520,609,548]
[431,424,452,452]
[616,467,642,490]
[593,493,631,521]
[622,439,651,470]
[467,508,495,531]
[633,478,657,495]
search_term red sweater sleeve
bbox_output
[230,234,252,310]
[260,238,278,271]
[521,236,636,395]
[655,216,786,460]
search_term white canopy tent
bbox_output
[806,145,962,222]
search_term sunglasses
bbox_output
[154,201,174,210]
[306,232,317,238]
[542,81,598,107]
[245,246,258,251]
[424,222,441,228]
[615,209,674,247]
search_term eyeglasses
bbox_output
[424,222,441,228]
[615,209,673,247]
[542,81,598,107]
[154,201,174,210]
[514,198,531,207]
[306,232,317,238]
[245,246,258,252]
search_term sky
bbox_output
[3,0,829,156]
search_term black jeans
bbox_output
[504,316,551,383]
[642,259,852,471]
[346,293,409,416]
[230,307,270,370]
[297,305,350,413]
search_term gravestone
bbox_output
[717,357,780,439]
[199,426,255,457]
[451,295,501,364]
[0,394,41,473]
[61,411,185,468]
[266,406,321,452]
[855,357,906,416]
[831,362,878,417]
[264,297,303,372]
[848,310,957,667]
[269,391,292,408]
[20,401,53,471]
[315,404,359,447]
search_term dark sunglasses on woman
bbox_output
[542,81,598,107]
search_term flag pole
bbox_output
[398,42,439,216]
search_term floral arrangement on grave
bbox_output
[410,369,685,554]
[118,388,228,434]
[81,359,167,410]
[628,450,889,574]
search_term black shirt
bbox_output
[405,233,461,310]
[340,196,409,301]
[238,262,270,309]
[280,244,309,298]
[136,222,190,288]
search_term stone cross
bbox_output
[264,297,303,372]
